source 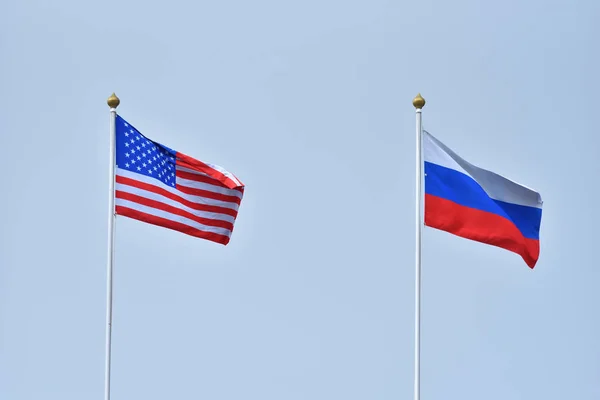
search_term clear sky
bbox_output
[1,0,599,399]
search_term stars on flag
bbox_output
[115,118,177,187]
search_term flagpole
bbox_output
[412,93,426,400]
[105,93,120,400]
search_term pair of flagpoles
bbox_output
[101,93,427,400]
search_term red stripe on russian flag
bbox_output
[425,194,540,268]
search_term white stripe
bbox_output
[116,182,236,224]
[178,165,243,188]
[177,166,213,179]
[423,132,469,175]
[177,166,216,180]
[176,176,243,199]
[423,131,543,209]
[116,168,240,211]
[205,162,243,187]
[116,198,233,237]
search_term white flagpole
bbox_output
[412,93,425,400]
[105,93,120,400]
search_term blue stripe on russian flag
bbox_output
[424,162,542,240]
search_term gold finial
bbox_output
[412,93,426,109]
[107,93,120,109]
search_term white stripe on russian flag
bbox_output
[424,131,542,209]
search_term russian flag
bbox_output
[423,131,543,268]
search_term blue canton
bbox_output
[115,115,177,187]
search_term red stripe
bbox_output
[176,152,243,189]
[116,206,231,245]
[175,183,242,205]
[177,170,244,194]
[116,190,234,230]
[425,194,540,268]
[116,175,238,218]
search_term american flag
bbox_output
[114,115,244,245]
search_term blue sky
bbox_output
[1,0,599,399]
